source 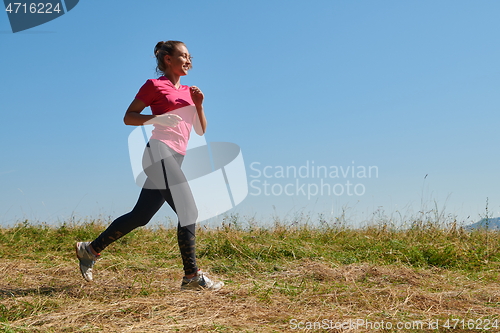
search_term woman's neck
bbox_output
[163,72,181,88]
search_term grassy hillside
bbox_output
[0,218,499,332]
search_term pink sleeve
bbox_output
[134,80,156,106]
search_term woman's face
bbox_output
[165,44,192,76]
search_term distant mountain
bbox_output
[464,217,500,230]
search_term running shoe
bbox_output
[75,242,100,282]
[181,270,224,291]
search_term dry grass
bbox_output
[1,221,500,332]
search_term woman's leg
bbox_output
[77,184,165,281]
[91,187,165,253]
[177,220,197,276]
[144,140,199,276]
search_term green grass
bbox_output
[4,218,499,272]
[0,217,499,332]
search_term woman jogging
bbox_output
[76,40,223,291]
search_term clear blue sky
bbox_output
[1,0,499,227]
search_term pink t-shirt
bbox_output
[135,76,197,155]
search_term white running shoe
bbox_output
[180,270,224,291]
[75,242,100,282]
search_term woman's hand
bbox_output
[190,86,204,107]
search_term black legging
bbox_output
[91,139,198,276]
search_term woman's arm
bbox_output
[124,99,181,127]
[124,99,152,125]
[193,104,207,136]
[190,86,207,135]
